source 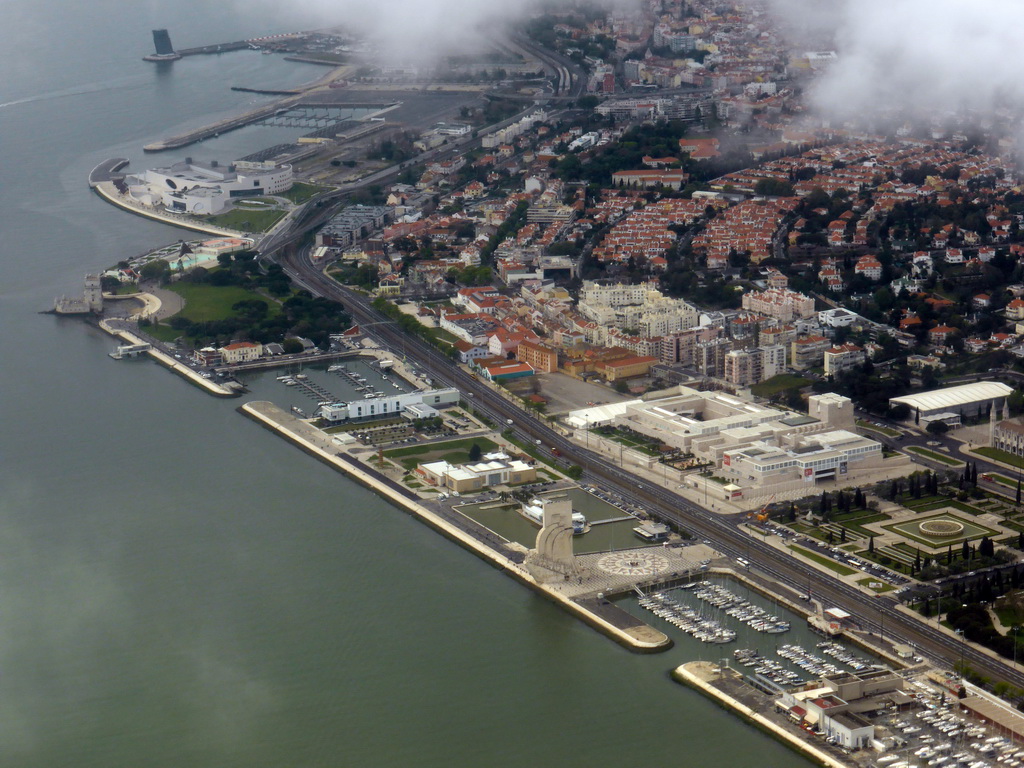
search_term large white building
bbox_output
[417,452,536,493]
[567,389,877,496]
[320,388,460,422]
[126,159,293,215]
[889,382,1013,420]
[722,430,883,487]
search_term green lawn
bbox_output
[975,446,1024,468]
[906,446,963,466]
[839,514,890,537]
[206,207,286,233]
[857,577,894,593]
[750,373,810,398]
[994,604,1024,628]
[166,282,277,323]
[790,545,857,576]
[279,182,329,205]
[142,322,182,343]
[982,472,1018,488]
[501,434,560,470]
[857,419,901,437]
[384,437,500,471]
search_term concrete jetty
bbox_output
[672,661,852,768]
[99,320,238,397]
[143,62,351,152]
[88,158,129,188]
[240,400,673,653]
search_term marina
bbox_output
[243,357,413,413]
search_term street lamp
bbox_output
[954,628,966,681]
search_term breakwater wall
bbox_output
[98,320,238,397]
[672,662,852,768]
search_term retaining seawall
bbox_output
[672,662,852,768]
[239,400,672,653]
[92,182,247,239]
[99,320,238,397]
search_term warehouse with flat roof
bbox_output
[889,382,1013,420]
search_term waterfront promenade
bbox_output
[673,661,852,768]
[92,181,247,239]
[99,319,237,397]
[241,400,674,652]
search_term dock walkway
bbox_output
[88,158,129,188]
[99,320,237,397]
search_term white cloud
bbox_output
[770,0,1024,123]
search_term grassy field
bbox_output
[790,545,857,576]
[857,419,901,437]
[906,499,985,516]
[975,446,1024,468]
[142,322,182,343]
[856,576,894,593]
[750,373,810,398]
[983,472,1018,488]
[280,182,329,205]
[384,437,500,471]
[906,446,963,466]
[167,282,276,323]
[206,207,286,233]
[837,513,890,537]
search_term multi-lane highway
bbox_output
[267,240,1024,687]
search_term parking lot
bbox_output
[754,520,909,588]
[874,681,1022,768]
[527,373,635,415]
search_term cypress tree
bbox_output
[841,527,847,543]
[947,544,953,565]
[962,540,971,561]
[868,536,874,553]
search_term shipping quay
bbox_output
[241,400,680,652]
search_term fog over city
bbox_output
[255,0,634,62]
[768,0,1024,125]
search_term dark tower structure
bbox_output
[152,29,175,57]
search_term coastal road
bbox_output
[269,242,1024,687]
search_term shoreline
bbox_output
[98,319,238,397]
[92,181,249,239]
[672,661,852,768]
[239,399,673,654]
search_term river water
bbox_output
[0,4,817,765]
